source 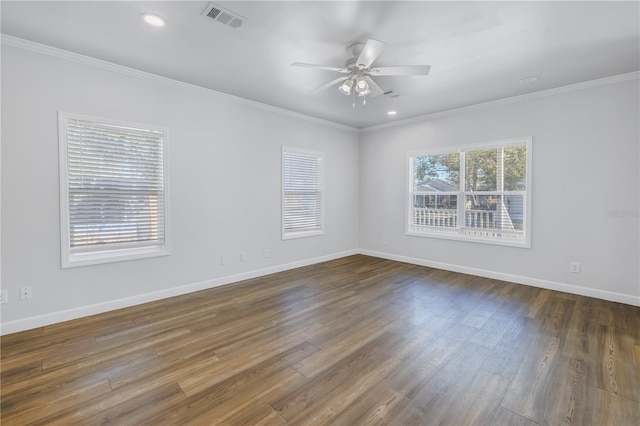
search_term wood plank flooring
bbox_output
[1,255,639,425]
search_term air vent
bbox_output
[202,3,246,29]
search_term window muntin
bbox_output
[282,147,324,239]
[59,112,169,267]
[408,138,531,247]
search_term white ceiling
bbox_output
[2,1,639,129]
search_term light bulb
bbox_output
[338,79,353,95]
[355,76,369,94]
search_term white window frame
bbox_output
[58,112,170,268]
[407,137,532,248]
[282,146,325,240]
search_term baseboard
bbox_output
[359,249,640,307]
[3,247,637,335]
[0,249,359,335]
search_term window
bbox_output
[59,112,169,267]
[282,147,324,239]
[408,137,531,247]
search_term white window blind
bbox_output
[59,113,169,267]
[408,138,531,247]
[282,147,324,239]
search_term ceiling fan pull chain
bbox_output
[352,90,356,108]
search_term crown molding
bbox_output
[3,35,637,135]
[1,35,359,134]
[361,71,640,133]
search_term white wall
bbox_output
[2,40,638,335]
[359,79,640,305]
[0,43,359,332]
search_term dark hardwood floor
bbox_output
[1,255,639,425]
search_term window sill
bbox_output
[406,229,530,248]
[282,229,324,240]
[62,245,170,268]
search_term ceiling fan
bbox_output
[292,38,430,105]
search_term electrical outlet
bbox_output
[221,256,228,265]
[0,290,8,304]
[241,252,247,262]
[570,262,580,273]
[20,286,32,300]
[263,249,270,258]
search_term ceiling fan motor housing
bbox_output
[344,56,364,72]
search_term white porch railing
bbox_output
[412,207,520,239]
[412,208,457,228]
[465,209,499,229]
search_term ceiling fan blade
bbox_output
[369,65,431,76]
[291,62,349,73]
[356,39,386,69]
[364,76,384,98]
[312,76,349,93]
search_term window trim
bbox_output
[281,146,325,240]
[58,112,170,268]
[406,137,532,248]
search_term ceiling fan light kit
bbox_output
[292,38,430,106]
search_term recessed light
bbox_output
[519,75,539,85]
[387,111,397,116]
[142,13,166,28]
